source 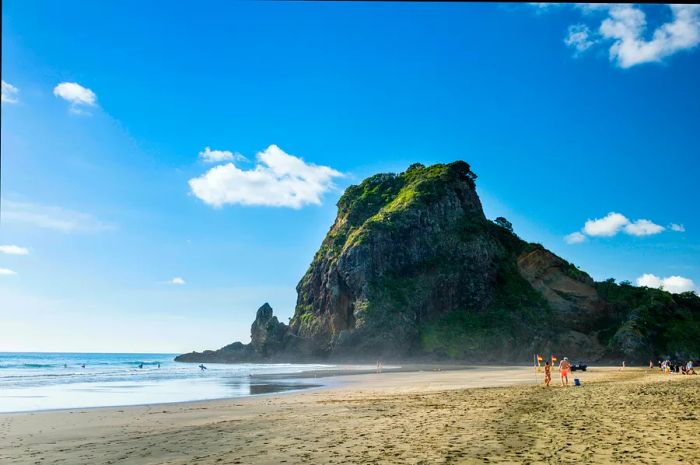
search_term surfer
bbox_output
[199,364,207,371]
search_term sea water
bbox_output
[0,352,337,412]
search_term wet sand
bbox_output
[1,367,697,464]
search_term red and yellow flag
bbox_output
[551,355,558,363]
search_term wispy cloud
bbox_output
[564,24,595,54]
[189,144,343,209]
[0,245,29,255]
[53,82,97,113]
[636,273,695,294]
[670,223,686,232]
[1,80,19,104]
[169,277,186,285]
[0,268,17,276]
[199,147,247,164]
[538,4,700,68]
[529,3,563,12]
[564,231,587,244]
[1,199,112,233]
[565,212,672,244]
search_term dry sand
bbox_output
[1,366,698,464]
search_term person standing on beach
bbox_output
[544,361,551,386]
[559,357,571,386]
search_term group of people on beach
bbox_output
[543,357,573,387]
[657,359,696,375]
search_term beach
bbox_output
[1,366,698,464]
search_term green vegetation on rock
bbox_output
[595,280,700,359]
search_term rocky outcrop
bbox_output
[249,303,289,356]
[517,248,606,330]
[175,303,291,363]
[290,161,505,357]
[176,161,700,364]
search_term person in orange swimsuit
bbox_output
[559,357,572,386]
[544,361,551,386]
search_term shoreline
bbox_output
[0,364,510,416]
[0,364,643,416]
[0,365,542,417]
[0,382,329,417]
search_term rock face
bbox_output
[249,303,288,356]
[290,161,506,357]
[177,161,700,363]
[516,248,605,330]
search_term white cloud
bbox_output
[623,219,665,236]
[583,212,630,237]
[600,4,700,68]
[662,276,696,294]
[575,212,670,240]
[189,144,343,209]
[53,82,97,112]
[0,245,29,255]
[536,4,700,67]
[170,277,186,285]
[564,231,587,244]
[1,199,112,233]
[2,80,19,104]
[670,223,686,232]
[198,147,247,164]
[637,273,663,289]
[0,268,17,276]
[565,24,596,53]
[636,273,696,294]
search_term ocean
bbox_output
[0,352,340,413]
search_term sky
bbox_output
[1,2,699,353]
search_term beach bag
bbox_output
[574,378,581,386]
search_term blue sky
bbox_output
[1,2,699,353]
